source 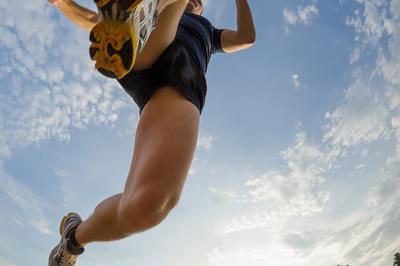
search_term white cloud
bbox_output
[283,4,319,26]
[323,77,390,147]
[11,217,25,227]
[350,47,361,64]
[345,0,393,45]
[197,133,215,150]
[245,171,290,203]
[0,131,11,159]
[330,159,400,265]
[292,74,301,88]
[297,5,319,25]
[189,168,196,176]
[54,168,70,177]
[377,28,400,87]
[209,187,238,201]
[30,219,52,235]
[213,158,400,264]
[355,163,365,170]
[392,116,400,160]
[387,89,400,110]
[221,211,282,234]
[0,258,15,266]
[221,132,334,235]
[365,159,400,208]
[283,8,298,25]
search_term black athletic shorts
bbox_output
[117,38,207,115]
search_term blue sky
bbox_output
[0,0,399,265]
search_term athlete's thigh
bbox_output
[133,0,187,70]
[123,86,200,199]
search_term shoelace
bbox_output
[60,254,77,266]
[54,241,77,266]
[131,0,159,52]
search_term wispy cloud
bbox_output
[323,75,390,147]
[221,132,335,235]
[0,161,52,234]
[209,187,238,201]
[292,74,301,89]
[283,4,319,28]
[197,133,215,150]
[54,168,70,178]
[0,257,15,266]
[11,217,25,227]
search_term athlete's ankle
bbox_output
[68,226,84,250]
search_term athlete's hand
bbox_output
[48,0,72,7]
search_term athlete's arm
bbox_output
[48,0,98,32]
[220,0,256,53]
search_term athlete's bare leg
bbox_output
[74,0,196,246]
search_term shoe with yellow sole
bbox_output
[89,0,159,79]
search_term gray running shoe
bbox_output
[48,212,85,266]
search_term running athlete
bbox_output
[47,0,255,265]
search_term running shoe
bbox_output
[89,0,159,79]
[48,212,84,266]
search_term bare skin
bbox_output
[49,0,255,246]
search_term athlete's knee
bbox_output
[118,188,180,231]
